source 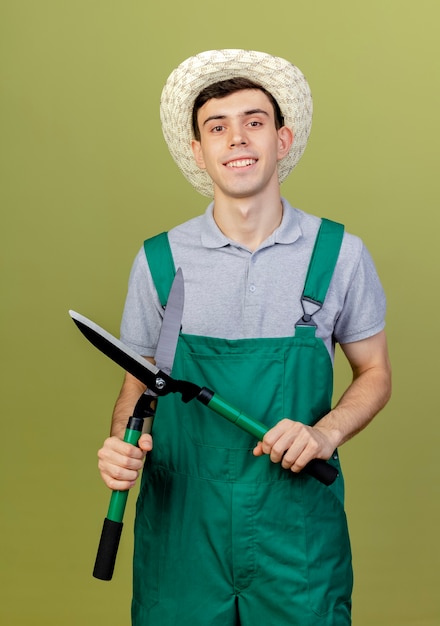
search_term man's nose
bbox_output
[229,125,248,147]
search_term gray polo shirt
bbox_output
[120,199,386,360]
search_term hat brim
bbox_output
[160,49,313,197]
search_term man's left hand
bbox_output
[252,419,336,473]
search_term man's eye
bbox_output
[249,121,262,127]
[211,125,224,133]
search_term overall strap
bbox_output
[143,232,176,307]
[297,218,345,326]
[143,221,343,318]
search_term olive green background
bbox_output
[1,1,438,624]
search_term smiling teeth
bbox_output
[226,159,256,168]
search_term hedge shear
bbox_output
[69,268,338,581]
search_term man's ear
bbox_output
[191,140,206,170]
[277,126,294,161]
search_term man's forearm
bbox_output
[111,372,147,438]
[315,359,392,450]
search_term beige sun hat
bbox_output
[160,49,313,197]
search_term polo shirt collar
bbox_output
[201,198,302,249]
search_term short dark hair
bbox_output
[192,78,285,141]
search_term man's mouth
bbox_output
[225,158,257,168]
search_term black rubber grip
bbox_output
[93,517,123,581]
[303,458,338,485]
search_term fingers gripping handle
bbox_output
[197,389,338,486]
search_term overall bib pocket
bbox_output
[181,347,285,449]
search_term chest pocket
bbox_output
[179,336,287,449]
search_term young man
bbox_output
[98,50,391,625]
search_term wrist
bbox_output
[314,413,344,451]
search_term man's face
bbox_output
[191,89,293,201]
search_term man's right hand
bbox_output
[97,433,153,491]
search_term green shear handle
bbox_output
[93,392,156,581]
[197,388,339,486]
[92,416,143,581]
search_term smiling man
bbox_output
[192,88,292,202]
[190,87,293,250]
[97,50,391,625]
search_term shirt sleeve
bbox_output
[333,242,386,345]
[119,246,163,356]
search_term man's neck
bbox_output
[212,191,283,251]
